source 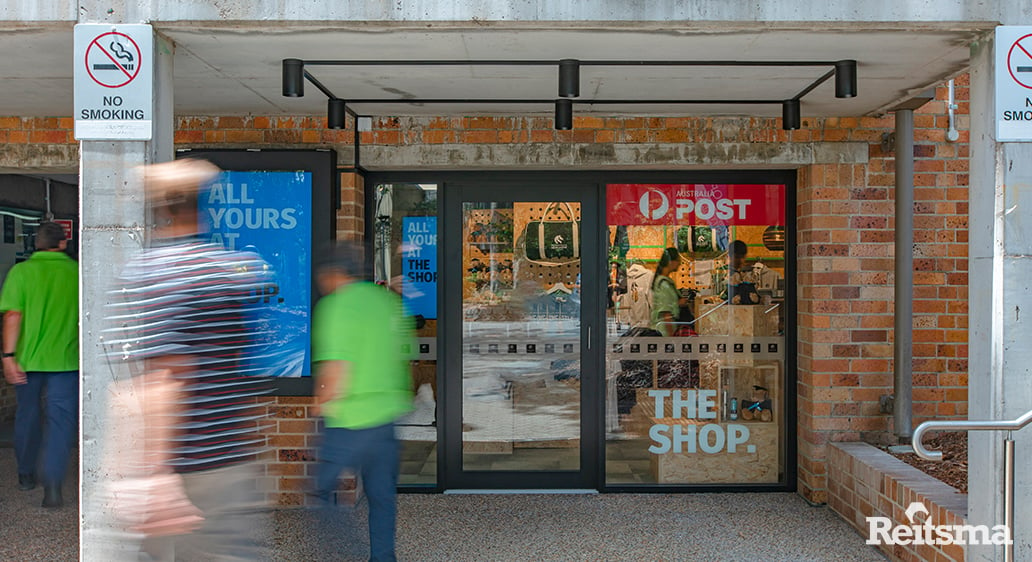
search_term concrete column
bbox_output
[78,22,174,561]
[968,33,1032,561]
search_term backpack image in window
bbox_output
[619,263,654,328]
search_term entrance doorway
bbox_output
[369,171,795,492]
[441,181,601,489]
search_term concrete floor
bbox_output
[0,446,886,561]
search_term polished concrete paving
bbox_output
[276,493,888,562]
[1,445,885,561]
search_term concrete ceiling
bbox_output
[0,25,990,119]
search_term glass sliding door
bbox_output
[443,182,599,489]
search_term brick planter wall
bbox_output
[828,442,968,561]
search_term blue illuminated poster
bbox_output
[199,171,312,377]
[402,217,437,319]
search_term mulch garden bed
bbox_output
[881,432,968,493]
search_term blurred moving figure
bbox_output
[312,242,415,562]
[0,222,79,507]
[103,159,271,560]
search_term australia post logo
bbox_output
[610,184,784,226]
[639,189,670,220]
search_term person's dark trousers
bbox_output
[14,371,79,487]
[315,422,400,562]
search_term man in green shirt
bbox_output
[312,242,414,562]
[0,222,79,508]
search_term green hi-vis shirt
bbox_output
[313,281,414,429]
[0,251,79,372]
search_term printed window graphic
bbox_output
[604,183,787,485]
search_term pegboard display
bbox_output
[607,224,785,293]
[462,202,582,303]
[513,202,581,290]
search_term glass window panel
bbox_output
[604,184,786,485]
[374,183,439,485]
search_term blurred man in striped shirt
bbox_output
[104,159,272,559]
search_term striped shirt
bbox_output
[105,236,273,473]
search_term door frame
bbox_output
[364,170,797,493]
[440,179,602,490]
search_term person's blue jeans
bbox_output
[315,422,400,562]
[14,371,79,486]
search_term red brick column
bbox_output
[796,162,896,503]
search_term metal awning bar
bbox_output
[792,69,836,101]
[284,57,857,131]
[303,70,336,100]
[303,59,842,67]
[339,98,784,105]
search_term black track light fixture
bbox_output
[835,60,857,99]
[282,58,304,97]
[558,59,580,98]
[327,98,347,129]
[555,99,573,130]
[782,99,801,130]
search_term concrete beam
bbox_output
[0,144,79,174]
[355,141,869,170]
[26,1,1016,26]
[0,1,75,21]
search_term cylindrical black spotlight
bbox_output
[327,98,347,129]
[282,58,304,97]
[782,99,801,130]
[835,59,858,98]
[558,59,580,98]
[555,99,573,130]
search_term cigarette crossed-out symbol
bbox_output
[84,32,141,88]
[1008,34,1032,89]
[110,41,134,63]
[93,41,135,72]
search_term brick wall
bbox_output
[828,442,967,561]
[0,77,970,504]
[795,79,970,503]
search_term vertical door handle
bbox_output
[587,325,591,350]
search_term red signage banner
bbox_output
[54,219,74,240]
[607,184,785,226]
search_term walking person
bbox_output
[0,221,79,508]
[312,242,415,562]
[104,159,272,559]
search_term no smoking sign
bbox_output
[74,24,153,140]
[85,32,142,88]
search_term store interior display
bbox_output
[604,183,787,486]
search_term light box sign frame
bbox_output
[181,149,337,395]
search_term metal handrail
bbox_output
[912,409,1032,461]
[912,409,1032,562]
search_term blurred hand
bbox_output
[109,473,205,537]
[2,356,26,385]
